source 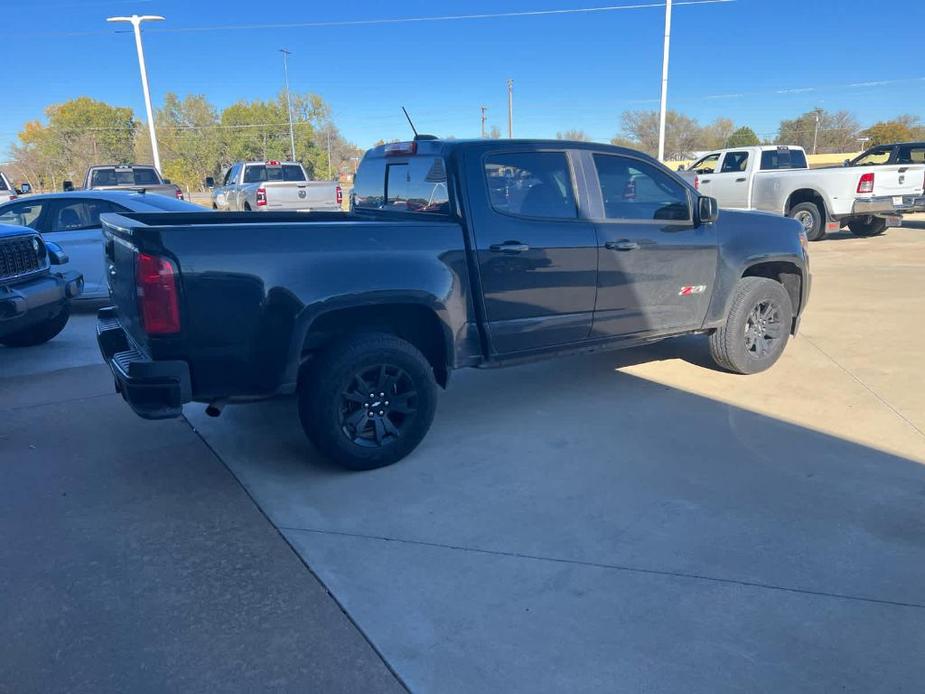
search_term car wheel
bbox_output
[0,304,70,347]
[709,277,793,375]
[298,333,438,470]
[847,216,887,237]
[789,202,825,241]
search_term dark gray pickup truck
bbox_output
[97,138,811,469]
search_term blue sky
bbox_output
[3,0,924,155]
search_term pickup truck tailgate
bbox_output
[262,180,312,209]
[103,221,147,348]
[870,165,925,196]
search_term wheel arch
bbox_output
[741,260,804,332]
[784,188,828,219]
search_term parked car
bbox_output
[0,171,31,203]
[97,138,810,470]
[679,145,925,240]
[1,224,83,347]
[67,164,185,200]
[845,142,925,213]
[207,160,343,212]
[0,191,206,301]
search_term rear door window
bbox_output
[897,145,925,164]
[761,148,808,170]
[484,152,577,219]
[720,151,749,173]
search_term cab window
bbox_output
[594,154,690,222]
[852,147,892,166]
[0,200,45,228]
[690,153,719,175]
[354,156,449,214]
[484,152,577,219]
[721,151,749,173]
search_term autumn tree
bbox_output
[860,116,922,146]
[776,108,860,153]
[613,110,702,159]
[556,129,591,142]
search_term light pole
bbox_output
[107,15,164,172]
[507,80,514,139]
[812,111,820,155]
[657,0,672,162]
[279,49,297,162]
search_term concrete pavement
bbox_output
[3,223,925,692]
[0,325,404,694]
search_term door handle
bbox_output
[489,242,530,254]
[605,240,639,251]
[735,177,746,182]
[700,178,711,184]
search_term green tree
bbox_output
[776,108,860,153]
[13,97,136,189]
[155,93,223,191]
[725,126,761,147]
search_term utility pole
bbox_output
[279,48,297,162]
[812,111,820,155]
[480,105,487,138]
[657,0,672,162]
[106,14,164,172]
[507,80,514,139]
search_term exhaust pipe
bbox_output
[205,401,226,418]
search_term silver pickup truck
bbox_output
[207,161,342,212]
[679,146,925,240]
[73,164,185,200]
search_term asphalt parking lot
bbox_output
[3,220,925,693]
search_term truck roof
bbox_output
[362,138,664,164]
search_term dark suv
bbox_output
[0,224,83,347]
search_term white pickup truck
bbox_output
[1,171,21,203]
[679,146,925,240]
[207,161,343,212]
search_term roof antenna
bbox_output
[402,106,419,139]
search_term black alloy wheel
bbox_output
[339,364,418,448]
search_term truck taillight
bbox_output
[175,188,184,200]
[857,172,875,194]
[385,141,417,157]
[336,185,343,206]
[693,175,700,191]
[136,253,180,335]
[256,187,267,207]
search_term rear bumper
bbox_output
[97,307,191,420]
[850,195,923,216]
[0,271,83,337]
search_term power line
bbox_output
[16,1,735,38]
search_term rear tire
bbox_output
[847,216,887,237]
[298,333,438,470]
[0,304,70,347]
[709,278,793,375]
[789,201,826,241]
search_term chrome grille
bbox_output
[0,235,42,281]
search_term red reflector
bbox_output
[267,160,280,166]
[175,189,184,200]
[857,172,875,194]
[136,253,180,335]
[385,141,417,157]
[256,187,267,207]
[336,185,343,205]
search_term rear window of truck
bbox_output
[353,156,450,214]
[760,149,807,170]
[91,167,161,186]
[243,164,306,183]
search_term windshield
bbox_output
[243,164,306,183]
[91,167,162,186]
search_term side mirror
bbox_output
[205,177,215,188]
[843,159,851,167]
[676,164,686,172]
[62,180,74,192]
[698,196,719,224]
[17,182,32,195]
[45,241,69,265]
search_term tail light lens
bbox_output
[336,185,343,206]
[857,172,875,194]
[136,252,180,335]
[175,188,184,200]
[693,175,700,191]
[256,187,267,207]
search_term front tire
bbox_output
[298,333,438,470]
[0,304,70,347]
[789,201,826,241]
[847,216,887,237]
[709,278,793,375]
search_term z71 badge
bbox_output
[679,285,707,296]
